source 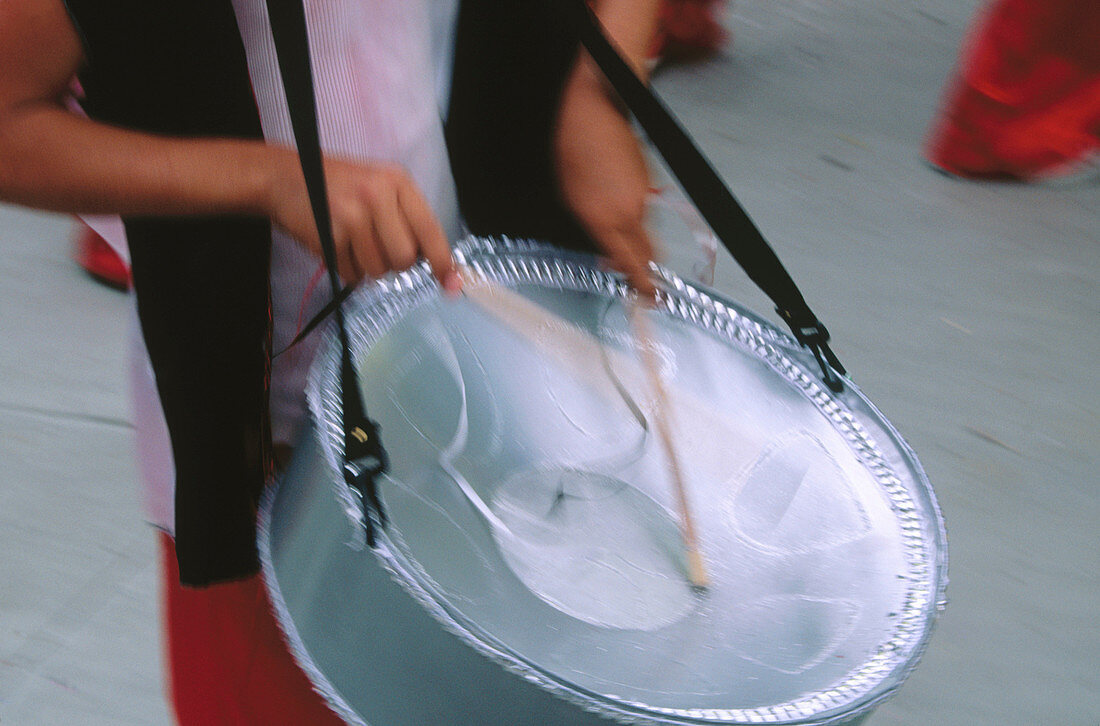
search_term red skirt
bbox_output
[159,532,345,725]
[925,0,1100,179]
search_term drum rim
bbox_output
[280,235,948,725]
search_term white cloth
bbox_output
[129,1,461,531]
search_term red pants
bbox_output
[159,533,345,725]
[926,0,1100,179]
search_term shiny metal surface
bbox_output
[260,237,946,725]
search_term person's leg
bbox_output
[926,0,1100,180]
[159,532,345,725]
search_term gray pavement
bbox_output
[0,210,169,724]
[1,0,1097,724]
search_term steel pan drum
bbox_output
[259,237,947,725]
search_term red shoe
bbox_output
[74,224,131,291]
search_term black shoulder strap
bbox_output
[570,2,845,391]
[265,0,389,544]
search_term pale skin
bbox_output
[0,0,660,294]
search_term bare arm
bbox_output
[0,0,282,217]
[556,0,662,297]
[0,0,456,286]
[585,0,662,80]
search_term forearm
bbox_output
[0,0,290,221]
[0,101,287,219]
[561,0,661,123]
[588,0,661,81]
[555,0,662,295]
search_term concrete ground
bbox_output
[1,0,1096,724]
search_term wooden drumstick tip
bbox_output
[686,547,710,591]
[463,267,714,590]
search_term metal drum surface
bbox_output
[259,237,948,725]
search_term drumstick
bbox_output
[459,266,710,588]
[455,265,769,460]
[629,303,710,590]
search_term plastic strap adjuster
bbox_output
[342,421,389,547]
[778,308,847,393]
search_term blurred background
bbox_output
[1,0,1096,723]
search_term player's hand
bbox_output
[555,62,656,298]
[268,152,461,293]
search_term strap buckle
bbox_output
[777,308,847,393]
[343,421,389,547]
